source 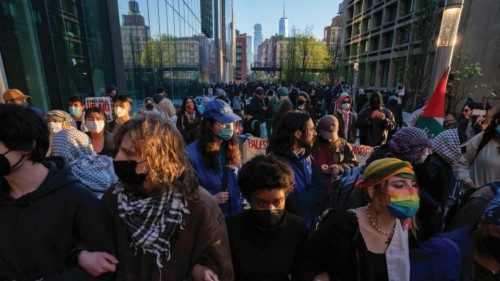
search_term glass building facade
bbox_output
[0,0,124,111]
[118,0,210,106]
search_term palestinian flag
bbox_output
[415,67,450,138]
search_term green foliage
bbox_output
[281,31,332,84]
[448,51,483,112]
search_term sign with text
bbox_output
[239,135,269,164]
[351,144,374,166]
[85,97,113,121]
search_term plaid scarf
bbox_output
[114,182,190,267]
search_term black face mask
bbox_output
[145,104,154,110]
[248,209,286,232]
[297,100,306,106]
[0,150,25,177]
[113,160,147,186]
[482,236,500,262]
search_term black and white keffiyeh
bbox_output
[431,128,461,165]
[114,183,190,267]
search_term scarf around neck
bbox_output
[114,182,190,267]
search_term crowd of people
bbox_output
[0,83,499,281]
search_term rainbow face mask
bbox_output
[387,187,420,220]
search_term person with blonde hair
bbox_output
[101,114,234,280]
[303,158,419,281]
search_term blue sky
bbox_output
[117,0,342,43]
[234,0,342,43]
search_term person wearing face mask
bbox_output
[313,115,358,189]
[454,110,500,190]
[226,155,307,281]
[187,99,243,216]
[176,96,202,145]
[334,92,357,143]
[68,95,85,131]
[269,111,328,230]
[357,92,396,147]
[107,95,132,134]
[0,104,116,280]
[45,110,76,156]
[85,107,113,156]
[101,114,234,280]
[303,158,419,281]
[294,91,315,121]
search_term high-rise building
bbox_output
[121,1,150,70]
[246,35,253,72]
[213,0,236,83]
[0,0,124,110]
[117,0,209,103]
[324,16,342,51]
[254,24,263,62]
[279,1,289,37]
[235,31,248,81]
[340,0,430,91]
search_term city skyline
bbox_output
[234,0,341,40]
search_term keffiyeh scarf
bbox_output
[431,128,461,165]
[114,183,190,267]
[51,128,117,198]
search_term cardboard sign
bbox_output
[239,135,269,164]
[351,144,374,166]
[85,97,113,121]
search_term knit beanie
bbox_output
[388,127,431,165]
[355,158,414,189]
[277,87,289,97]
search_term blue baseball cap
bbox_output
[203,99,241,123]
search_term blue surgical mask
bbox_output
[68,107,82,117]
[218,126,234,141]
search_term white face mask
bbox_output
[114,106,128,118]
[48,122,63,133]
[86,120,105,133]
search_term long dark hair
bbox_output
[178,96,200,117]
[270,110,311,155]
[198,117,241,170]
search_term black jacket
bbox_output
[0,160,114,281]
[226,210,307,281]
[356,107,396,147]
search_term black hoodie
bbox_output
[356,92,396,146]
[0,160,114,281]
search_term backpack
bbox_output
[443,181,500,230]
[330,165,368,210]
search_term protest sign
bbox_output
[239,135,269,164]
[85,96,113,121]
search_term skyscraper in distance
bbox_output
[253,23,263,62]
[278,0,288,37]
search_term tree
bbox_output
[281,28,331,85]
[448,51,483,112]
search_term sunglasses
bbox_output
[463,109,470,112]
